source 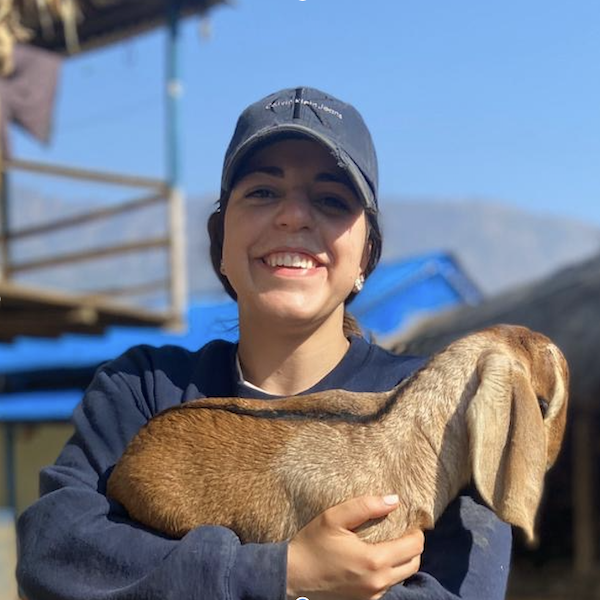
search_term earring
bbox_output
[353,274,364,293]
[220,260,226,275]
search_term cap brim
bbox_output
[221,124,377,211]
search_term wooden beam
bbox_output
[81,278,169,299]
[0,170,9,281]
[5,158,168,191]
[19,1,229,55]
[0,281,171,323]
[572,410,596,575]
[167,187,187,330]
[1,192,166,243]
[8,237,169,274]
[0,317,106,340]
[1,310,99,328]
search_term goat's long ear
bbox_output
[466,351,546,544]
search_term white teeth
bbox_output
[264,252,317,269]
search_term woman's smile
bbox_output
[258,248,326,278]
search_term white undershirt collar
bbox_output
[235,352,274,394]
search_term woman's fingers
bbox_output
[320,494,401,532]
[287,496,425,600]
[378,531,424,590]
[371,528,425,568]
[355,529,424,595]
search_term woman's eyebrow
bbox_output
[235,166,354,191]
[236,165,283,182]
[315,171,355,191]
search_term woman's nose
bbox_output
[274,191,314,230]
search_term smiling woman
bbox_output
[220,138,371,395]
[206,87,383,396]
[16,87,512,600]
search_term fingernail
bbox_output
[383,494,399,505]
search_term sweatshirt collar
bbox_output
[235,335,371,400]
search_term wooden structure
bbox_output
[13,0,227,54]
[0,0,228,341]
[390,252,600,598]
[0,158,186,340]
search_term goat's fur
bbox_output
[107,325,569,544]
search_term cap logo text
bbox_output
[265,98,343,120]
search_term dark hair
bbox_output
[207,190,382,337]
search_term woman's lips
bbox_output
[262,251,319,269]
[258,250,325,277]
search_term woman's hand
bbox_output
[286,495,424,600]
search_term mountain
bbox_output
[378,198,600,296]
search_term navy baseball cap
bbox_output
[221,87,379,211]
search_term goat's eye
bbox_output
[537,396,549,418]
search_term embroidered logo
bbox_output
[265,98,343,120]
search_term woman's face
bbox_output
[221,138,369,329]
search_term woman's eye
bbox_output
[316,195,352,213]
[244,188,279,203]
[247,188,276,199]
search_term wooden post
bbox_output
[3,424,16,511]
[165,0,187,328]
[0,168,9,282]
[166,0,183,192]
[572,409,595,575]
[167,187,187,329]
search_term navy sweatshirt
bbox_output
[16,336,512,600]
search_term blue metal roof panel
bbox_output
[353,274,465,336]
[350,251,481,336]
[0,389,82,422]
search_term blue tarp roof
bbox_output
[350,251,480,336]
[0,251,481,422]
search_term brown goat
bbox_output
[107,325,569,545]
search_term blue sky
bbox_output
[12,0,600,225]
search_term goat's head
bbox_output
[465,325,569,544]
